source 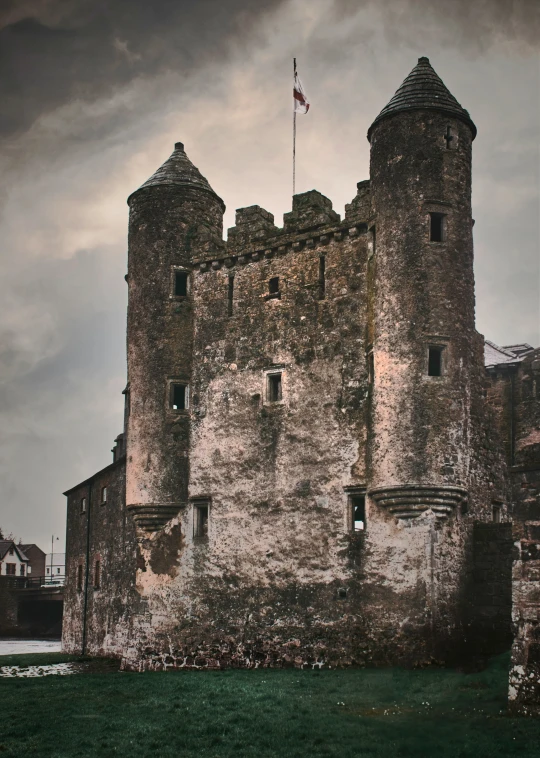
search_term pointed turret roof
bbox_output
[128,142,224,208]
[368,57,476,140]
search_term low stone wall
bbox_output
[509,537,540,715]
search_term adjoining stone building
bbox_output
[62,57,540,685]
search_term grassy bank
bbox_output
[0,652,539,757]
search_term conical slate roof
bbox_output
[128,142,224,207]
[368,57,476,140]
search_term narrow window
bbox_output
[174,271,188,297]
[444,125,455,149]
[268,277,280,298]
[367,351,374,384]
[351,495,366,531]
[428,346,443,377]
[20,564,25,576]
[9,547,14,555]
[100,486,107,504]
[429,213,445,242]
[171,383,188,410]
[81,497,86,513]
[267,373,282,402]
[77,565,83,592]
[94,560,101,589]
[228,275,234,317]
[194,504,209,539]
[57,567,61,574]
[492,504,502,523]
[46,567,50,575]
[318,256,326,300]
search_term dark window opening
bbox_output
[351,495,366,531]
[444,125,455,149]
[318,256,326,300]
[367,352,374,384]
[174,271,188,297]
[171,383,187,410]
[429,213,445,242]
[268,277,280,298]
[81,497,86,513]
[6,563,16,575]
[100,486,107,504]
[370,226,376,257]
[492,504,502,523]
[268,373,282,402]
[77,565,83,592]
[194,505,209,539]
[428,346,443,377]
[20,564,25,576]
[228,275,234,317]
[9,547,14,555]
[94,560,101,589]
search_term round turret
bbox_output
[126,144,224,531]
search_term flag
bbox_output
[293,72,310,114]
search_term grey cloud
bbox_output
[332,0,540,50]
[0,0,288,137]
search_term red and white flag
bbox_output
[293,72,310,114]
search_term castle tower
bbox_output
[126,143,225,531]
[365,58,480,655]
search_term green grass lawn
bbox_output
[0,652,539,757]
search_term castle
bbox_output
[62,58,540,697]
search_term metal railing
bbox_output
[18,575,66,588]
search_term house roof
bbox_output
[0,540,29,562]
[368,57,476,140]
[501,343,534,357]
[484,340,525,369]
[20,544,46,557]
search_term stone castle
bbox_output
[62,57,540,707]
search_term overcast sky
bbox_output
[0,0,538,550]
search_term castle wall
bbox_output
[62,458,137,657]
[509,538,540,715]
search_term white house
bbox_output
[0,541,30,577]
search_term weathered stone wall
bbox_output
[468,523,513,654]
[0,577,20,634]
[62,457,138,657]
[509,538,540,715]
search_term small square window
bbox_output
[174,271,188,297]
[267,373,282,402]
[428,346,444,377]
[194,504,209,539]
[81,497,87,513]
[100,486,107,504]
[269,277,279,294]
[429,213,445,242]
[171,383,188,410]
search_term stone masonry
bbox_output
[62,57,540,703]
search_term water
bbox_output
[0,638,62,655]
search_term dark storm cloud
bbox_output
[0,0,288,137]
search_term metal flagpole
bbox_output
[293,57,296,197]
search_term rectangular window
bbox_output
[429,213,445,242]
[318,256,326,300]
[194,504,209,539]
[228,275,234,317]
[267,277,281,299]
[350,495,366,531]
[6,563,16,575]
[20,565,25,576]
[428,346,444,376]
[9,547,14,555]
[267,372,282,402]
[174,271,188,297]
[492,504,502,523]
[77,564,83,592]
[100,486,107,504]
[81,497,87,513]
[171,383,188,410]
[94,560,101,589]
[367,351,374,384]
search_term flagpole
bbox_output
[293,57,296,198]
